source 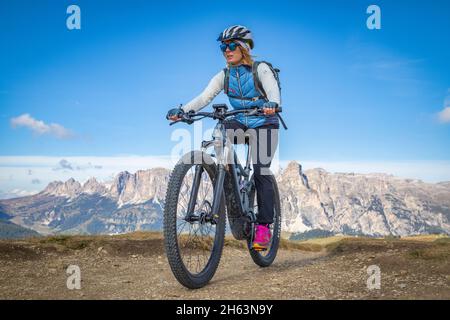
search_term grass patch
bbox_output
[433,237,450,245]
[408,248,449,260]
[38,235,92,250]
[30,231,450,257]
[279,238,323,252]
[223,236,324,252]
[112,231,163,241]
[323,237,397,254]
[224,237,247,249]
[401,234,449,242]
[408,240,450,261]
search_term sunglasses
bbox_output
[220,42,239,52]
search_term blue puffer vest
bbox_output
[226,64,278,128]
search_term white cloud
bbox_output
[437,89,450,124]
[52,159,103,171]
[10,113,74,139]
[438,107,450,123]
[0,188,39,200]
[0,155,174,171]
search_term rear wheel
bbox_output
[247,175,281,267]
[163,151,226,289]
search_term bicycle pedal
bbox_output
[252,244,268,252]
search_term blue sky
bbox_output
[0,0,449,196]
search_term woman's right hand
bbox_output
[166,107,185,121]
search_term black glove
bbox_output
[166,106,185,120]
[262,102,278,109]
[262,101,278,115]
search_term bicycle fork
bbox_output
[185,163,225,224]
[185,164,203,222]
[210,164,226,223]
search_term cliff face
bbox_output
[1,163,449,237]
[278,162,450,236]
[1,168,170,235]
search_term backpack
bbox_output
[223,61,287,129]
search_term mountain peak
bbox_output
[117,170,132,177]
[280,161,310,189]
[41,180,63,194]
[283,161,303,176]
[82,177,106,195]
[84,177,98,184]
[108,168,170,206]
[41,178,81,198]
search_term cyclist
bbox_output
[167,25,280,251]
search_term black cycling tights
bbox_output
[223,119,279,224]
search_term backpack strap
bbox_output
[223,67,230,95]
[253,61,288,130]
[252,61,282,100]
[252,61,268,101]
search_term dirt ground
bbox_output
[0,232,449,300]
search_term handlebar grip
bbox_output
[261,107,282,113]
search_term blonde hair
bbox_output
[239,46,255,66]
[226,44,255,67]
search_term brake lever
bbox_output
[169,119,182,126]
[169,113,195,126]
[254,106,283,116]
[246,106,282,116]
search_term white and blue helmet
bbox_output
[217,25,254,49]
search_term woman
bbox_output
[166,25,281,251]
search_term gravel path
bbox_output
[0,235,448,299]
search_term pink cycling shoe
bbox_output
[252,224,271,251]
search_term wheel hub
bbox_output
[184,200,215,224]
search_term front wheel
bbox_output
[163,151,226,289]
[247,174,281,267]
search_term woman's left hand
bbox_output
[262,102,278,115]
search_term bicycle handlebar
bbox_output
[169,106,283,126]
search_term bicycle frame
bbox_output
[203,122,254,222]
[183,122,252,225]
[174,104,281,226]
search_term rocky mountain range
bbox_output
[0,162,449,238]
[279,162,450,237]
[0,168,168,236]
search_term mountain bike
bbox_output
[163,104,282,289]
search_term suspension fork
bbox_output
[208,121,228,220]
[210,164,226,220]
[185,164,204,220]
